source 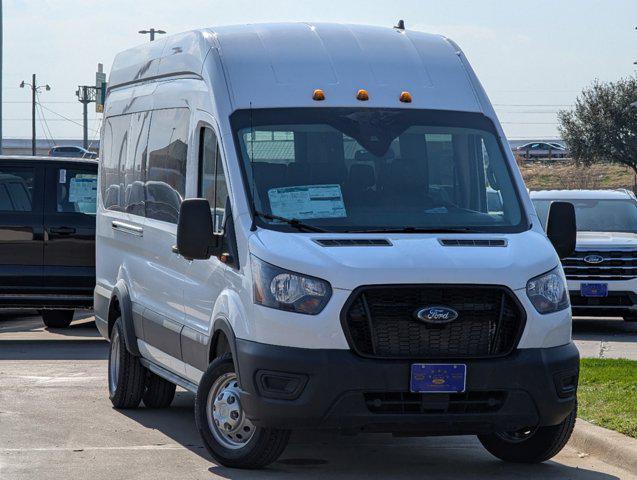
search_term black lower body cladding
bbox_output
[236,339,579,435]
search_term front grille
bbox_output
[364,391,507,414]
[341,285,524,359]
[563,250,637,280]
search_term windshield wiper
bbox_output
[253,211,329,233]
[345,226,476,234]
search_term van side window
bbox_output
[123,111,150,216]
[100,115,130,211]
[146,108,190,223]
[0,167,34,211]
[199,127,227,234]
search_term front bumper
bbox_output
[568,278,637,316]
[236,340,579,435]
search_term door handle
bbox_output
[49,226,76,235]
[112,221,143,237]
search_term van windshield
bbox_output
[231,108,527,233]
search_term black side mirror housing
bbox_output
[546,201,576,259]
[176,199,221,260]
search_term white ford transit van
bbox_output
[95,23,579,469]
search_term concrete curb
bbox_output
[569,418,637,474]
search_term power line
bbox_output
[494,104,572,107]
[36,92,56,146]
[37,103,100,133]
[3,100,79,104]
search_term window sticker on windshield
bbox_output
[68,177,97,203]
[268,184,347,220]
[59,169,66,184]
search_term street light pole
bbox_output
[138,28,166,42]
[20,75,50,156]
[31,74,35,156]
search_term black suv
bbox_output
[0,156,97,328]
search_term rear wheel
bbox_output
[478,403,577,463]
[108,317,146,408]
[194,353,290,469]
[40,309,74,328]
[143,371,176,408]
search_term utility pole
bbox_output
[138,28,166,41]
[76,85,98,149]
[19,74,50,156]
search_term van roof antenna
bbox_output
[394,19,405,31]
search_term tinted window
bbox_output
[233,108,524,233]
[199,127,228,234]
[100,115,130,211]
[0,167,34,211]
[56,168,97,214]
[199,127,217,205]
[146,108,190,223]
[123,111,150,216]
[533,198,637,233]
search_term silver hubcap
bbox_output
[108,329,121,395]
[206,372,255,449]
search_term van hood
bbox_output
[248,229,558,291]
[577,231,637,249]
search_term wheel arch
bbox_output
[108,280,140,356]
[209,316,241,385]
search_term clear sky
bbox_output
[4,0,637,141]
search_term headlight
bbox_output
[251,255,332,315]
[526,266,570,314]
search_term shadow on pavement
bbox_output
[573,317,637,339]
[43,318,102,338]
[118,396,622,480]
[0,339,108,360]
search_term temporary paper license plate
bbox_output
[410,364,466,393]
[580,283,608,298]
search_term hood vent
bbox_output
[439,238,507,247]
[314,238,392,247]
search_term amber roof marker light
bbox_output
[356,89,369,101]
[399,91,413,103]
[312,89,326,101]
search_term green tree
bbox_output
[558,76,637,174]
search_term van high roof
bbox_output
[107,22,485,112]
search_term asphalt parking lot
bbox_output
[0,312,635,479]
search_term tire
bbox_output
[194,353,290,469]
[143,371,176,408]
[108,317,146,409]
[478,403,577,463]
[40,309,74,328]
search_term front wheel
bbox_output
[478,403,577,463]
[194,353,290,469]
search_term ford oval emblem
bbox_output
[584,254,604,264]
[415,306,459,324]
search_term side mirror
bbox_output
[175,199,220,260]
[546,201,576,259]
